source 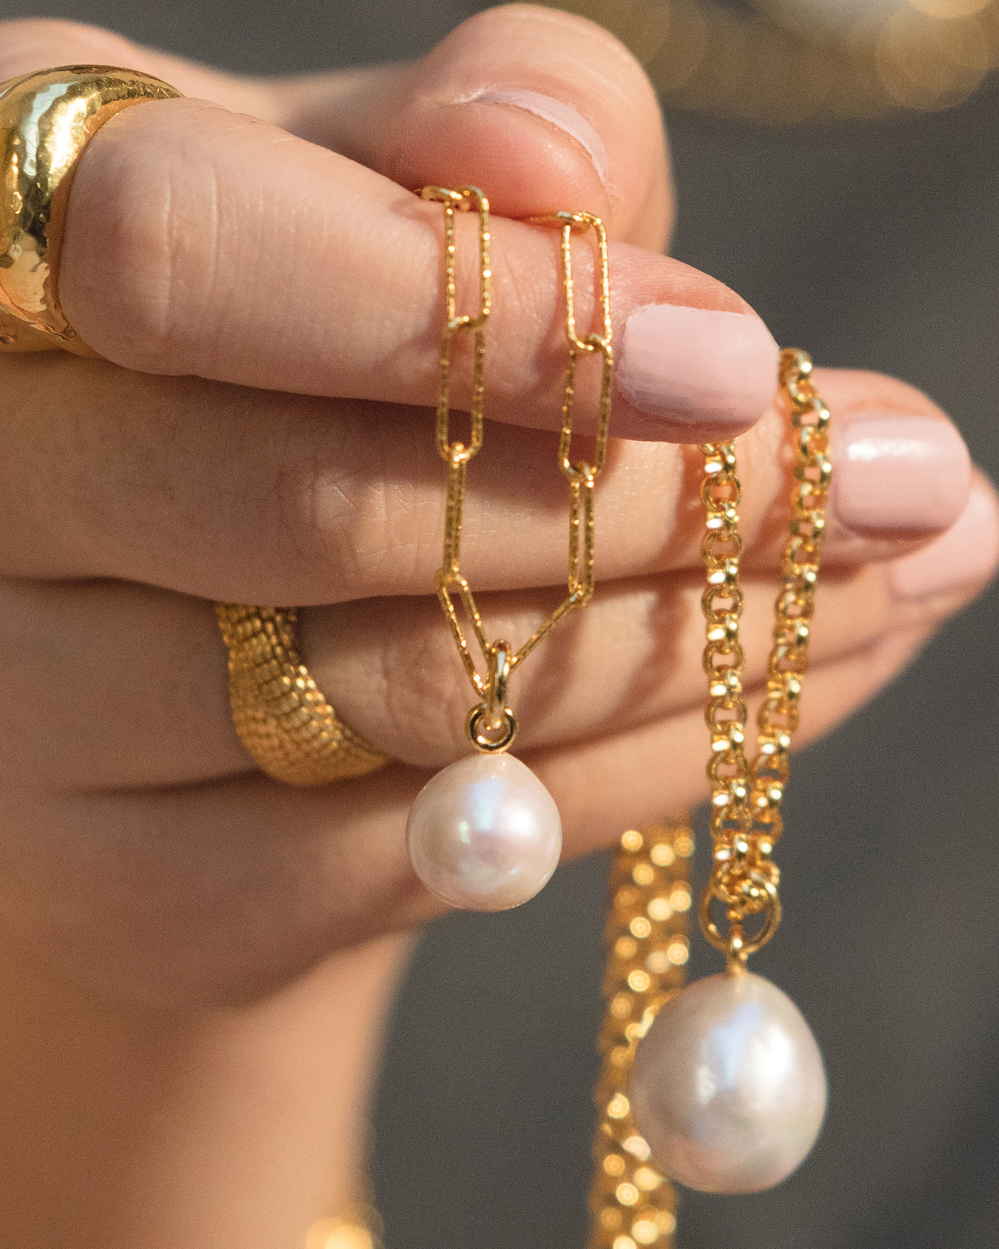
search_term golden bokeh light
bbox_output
[545,0,999,120]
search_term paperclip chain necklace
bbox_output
[425,187,613,743]
[405,187,617,913]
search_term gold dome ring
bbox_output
[0,65,179,353]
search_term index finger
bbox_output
[58,98,776,444]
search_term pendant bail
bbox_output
[466,640,517,753]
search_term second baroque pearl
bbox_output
[629,970,827,1194]
[406,753,562,911]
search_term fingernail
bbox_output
[832,413,971,534]
[617,304,779,432]
[889,485,999,601]
[463,89,609,184]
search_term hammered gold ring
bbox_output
[0,65,180,353]
[0,65,391,786]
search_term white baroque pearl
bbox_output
[629,970,827,1194]
[406,753,562,911]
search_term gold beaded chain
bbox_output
[419,186,613,753]
[588,819,693,1249]
[307,823,691,1249]
[698,348,831,968]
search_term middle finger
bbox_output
[0,359,970,600]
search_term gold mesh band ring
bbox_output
[215,605,389,786]
[0,67,391,786]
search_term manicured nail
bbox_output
[889,485,999,601]
[463,89,608,183]
[832,413,971,534]
[617,304,779,432]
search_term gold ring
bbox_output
[0,65,391,785]
[0,65,180,353]
[215,606,390,786]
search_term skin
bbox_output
[0,8,995,1247]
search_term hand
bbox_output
[0,8,994,1013]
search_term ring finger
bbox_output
[0,618,941,1007]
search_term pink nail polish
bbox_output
[463,89,608,184]
[616,304,779,434]
[832,413,971,534]
[889,485,999,601]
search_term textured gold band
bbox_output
[215,605,389,786]
[0,66,391,786]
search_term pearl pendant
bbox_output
[629,970,827,1193]
[406,753,562,911]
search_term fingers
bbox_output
[273,4,673,250]
[4,476,994,790]
[0,19,279,121]
[1,8,673,255]
[56,94,767,445]
[0,613,934,1007]
[0,359,973,598]
[540,622,934,855]
[3,14,725,440]
[313,475,998,764]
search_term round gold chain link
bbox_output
[699,348,831,965]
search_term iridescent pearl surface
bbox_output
[406,753,562,911]
[629,970,827,1193]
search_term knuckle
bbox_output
[257,408,438,602]
[373,607,473,766]
[62,109,183,371]
[388,648,473,766]
[62,100,238,376]
[321,597,472,768]
[321,420,439,598]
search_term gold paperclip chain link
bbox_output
[698,349,831,967]
[420,190,614,752]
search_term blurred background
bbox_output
[3,1,997,1246]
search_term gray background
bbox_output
[3,1,997,1246]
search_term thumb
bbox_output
[277,4,673,251]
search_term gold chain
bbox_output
[588,818,693,1249]
[307,822,691,1249]
[420,188,614,752]
[699,348,831,967]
